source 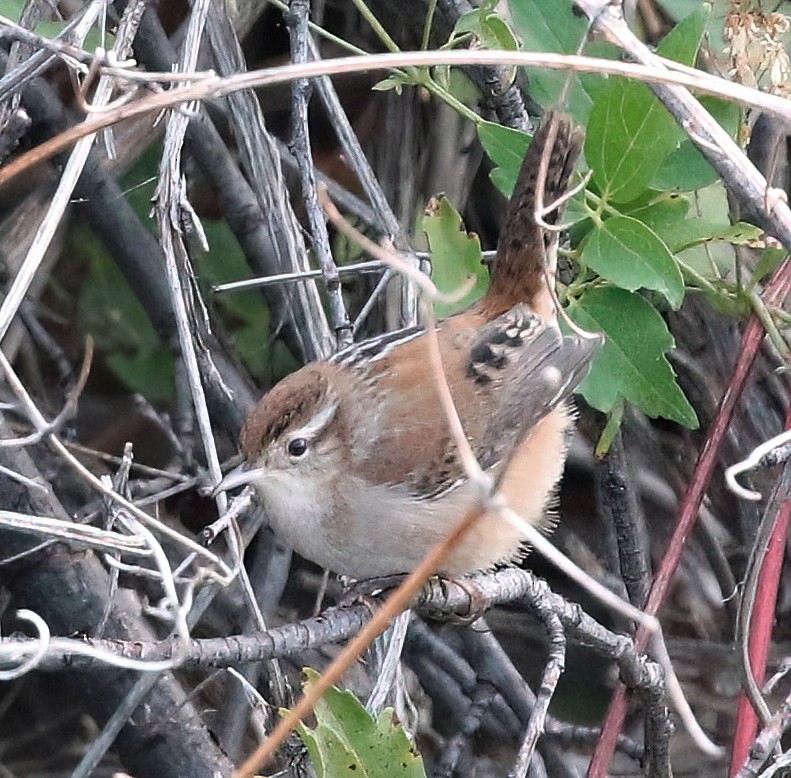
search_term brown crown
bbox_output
[240,366,333,458]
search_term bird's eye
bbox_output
[287,437,309,458]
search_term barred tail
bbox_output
[483,112,583,320]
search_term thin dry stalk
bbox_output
[4,48,791,188]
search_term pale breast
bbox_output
[271,404,573,579]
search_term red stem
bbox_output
[588,260,791,777]
[729,406,791,776]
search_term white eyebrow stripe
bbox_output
[292,402,338,440]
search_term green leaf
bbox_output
[120,144,294,385]
[748,248,786,290]
[35,20,111,52]
[568,287,698,428]
[106,346,175,406]
[674,220,762,252]
[0,0,25,19]
[655,4,710,66]
[296,669,427,778]
[75,227,175,405]
[507,0,600,123]
[594,397,625,457]
[651,97,741,191]
[641,206,761,253]
[454,4,519,51]
[372,76,404,94]
[651,138,720,192]
[626,191,691,235]
[585,6,710,203]
[454,0,498,30]
[585,83,680,203]
[198,220,293,382]
[629,187,762,253]
[454,8,485,35]
[659,0,709,22]
[421,195,489,316]
[479,14,519,51]
[477,121,531,197]
[582,216,684,308]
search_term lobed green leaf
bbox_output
[568,287,698,428]
[585,6,709,203]
[421,195,489,316]
[296,669,427,778]
[477,120,531,197]
[582,216,684,309]
[507,0,596,122]
[651,97,742,191]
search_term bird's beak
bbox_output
[212,464,266,496]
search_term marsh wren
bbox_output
[216,113,598,579]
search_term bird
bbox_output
[216,112,599,580]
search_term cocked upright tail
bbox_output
[482,113,584,322]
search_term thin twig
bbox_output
[213,260,387,293]
[203,1,332,363]
[0,336,93,448]
[0,349,233,576]
[512,607,565,777]
[732,447,791,769]
[0,509,151,556]
[285,0,351,346]
[0,4,104,104]
[70,674,160,778]
[5,49,791,189]
[0,0,144,344]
